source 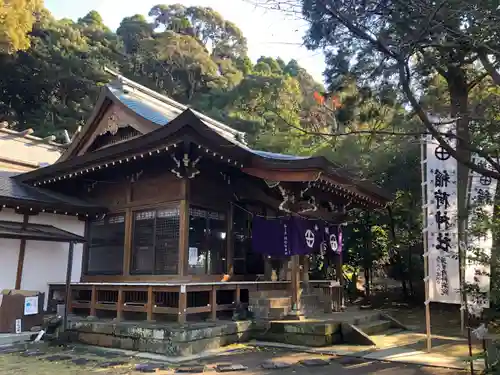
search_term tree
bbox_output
[0,9,121,135]
[148,4,247,60]
[252,0,500,178]
[0,0,42,53]
[117,15,154,55]
[251,0,500,311]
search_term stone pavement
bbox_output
[0,343,465,374]
[250,329,484,371]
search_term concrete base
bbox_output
[255,320,343,347]
[65,310,406,357]
[0,332,32,347]
[67,318,253,357]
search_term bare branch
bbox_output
[397,62,500,178]
[478,50,500,86]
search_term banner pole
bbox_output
[421,136,432,352]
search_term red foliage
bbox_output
[313,91,325,105]
[332,95,342,109]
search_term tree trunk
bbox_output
[408,245,414,297]
[446,66,470,328]
[364,267,371,298]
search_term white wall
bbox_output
[0,209,25,291]
[22,213,85,308]
[0,209,85,309]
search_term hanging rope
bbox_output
[230,201,351,226]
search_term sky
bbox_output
[44,0,326,83]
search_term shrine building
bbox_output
[7,69,391,323]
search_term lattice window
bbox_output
[131,206,180,275]
[232,205,265,275]
[86,213,125,275]
[188,206,227,275]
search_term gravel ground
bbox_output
[0,345,467,375]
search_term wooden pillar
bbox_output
[63,241,75,331]
[302,255,310,294]
[336,252,344,310]
[264,257,272,280]
[90,285,97,317]
[226,204,234,275]
[178,286,187,324]
[116,287,124,321]
[122,181,133,276]
[123,208,132,275]
[210,286,217,321]
[290,255,301,310]
[147,286,153,321]
[14,214,29,289]
[178,179,189,277]
[235,285,241,304]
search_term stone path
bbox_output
[0,344,466,374]
[249,329,484,371]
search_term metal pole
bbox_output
[421,136,432,352]
[63,241,75,332]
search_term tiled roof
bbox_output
[108,86,177,126]
[250,150,311,161]
[108,83,315,163]
[0,171,103,210]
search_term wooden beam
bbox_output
[14,214,29,290]
[242,168,320,182]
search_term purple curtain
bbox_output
[251,216,292,256]
[288,216,322,254]
[252,217,343,256]
[322,225,342,254]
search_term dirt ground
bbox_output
[0,345,466,375]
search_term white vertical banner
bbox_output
[465,156,496,314]
[422,124,461,304]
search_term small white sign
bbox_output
[24,296,38,316]
[15,319,21,334]
[180,285,186,294]
[188,247,198,266]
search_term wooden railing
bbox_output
[48,281,291,324]
[302,280,344,312]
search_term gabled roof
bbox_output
[15,109,391,206]
[0,171,106,216]
[60,68,246,162]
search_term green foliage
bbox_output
[0,3,437,300]
[0,5,319,144]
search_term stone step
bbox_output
[251,297,291,308]
[249,290,289,299]
[249,306,291,320]
[355,319,393,336]
[349,312,385,326]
